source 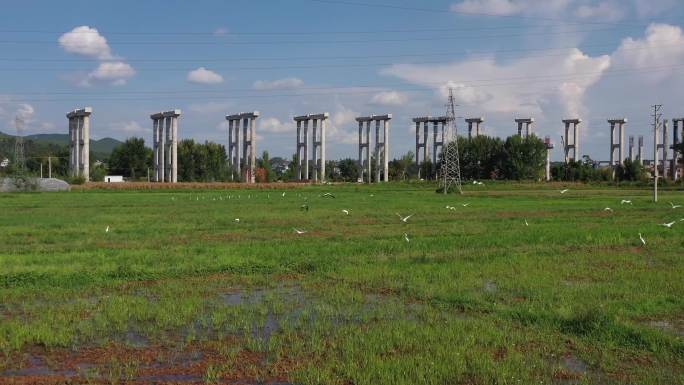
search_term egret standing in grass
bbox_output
[670,202,681,209]
[404,233,410,243]
[639,233,646,245]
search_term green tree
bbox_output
[615,158,646,182]
[337,158,359,182]
[108,137,152,180]
[178,139,229,182]
[389,151,415,181]
[257,151,274,182]
[282,153,299,181]
[500,135,546,180]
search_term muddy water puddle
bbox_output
[646,319,684,337]
[2,285,421,384]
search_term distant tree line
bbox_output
[3,134,683,183]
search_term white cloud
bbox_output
[59,26,136,87]
[187,67,224,84]
[109,121,146,134]
[382,48,610,125]
[611,23,684,79]
[450,0,571,16]
[188,101,234,114]
[370,91,409,106]
[253,77,304,91]
[260,117,292,133]
[58,26,113,60]
[451,0,523,15]
[631,0,678,18]
[214,27,229,36]
[15,104,35,122]
[328,106,358,144]
[575,2,624,21]
[81,61,136,87]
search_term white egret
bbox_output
[396,213,413,223]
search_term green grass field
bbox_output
[1,183,683,385]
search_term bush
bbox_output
[66,175,86,185]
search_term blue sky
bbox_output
[1,0,683,161]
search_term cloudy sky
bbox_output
[1,0,683,161]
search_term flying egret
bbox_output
[660,221,676,228]
[621,200,632,205]
[293,228,307,235]
[604,207,613,212]
[639,233,646,245]
[322,192,335,198]
[462,203,470,207]
[560,189,569,194]
[342,209,349,215]
[670,202,682,209]
[404,233,410,243]
[396,213,413,223]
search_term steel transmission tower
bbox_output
[439,87,463,194]
[13,116,26,175]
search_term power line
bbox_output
[0,40,677,65]
[5,65,683,104]
[0,23,644,36]
[3,63,683,96]
[303,0,652,27]
[0,26,645,46]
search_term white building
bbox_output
[104,175,124,183]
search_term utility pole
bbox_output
[48,156,52,178]
[652,104,662,203]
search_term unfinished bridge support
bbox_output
[356,114,391,183]
[226,112,259,183]
[67,107,92,182]
[151,109,181,183]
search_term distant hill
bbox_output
[0,132,123,159]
